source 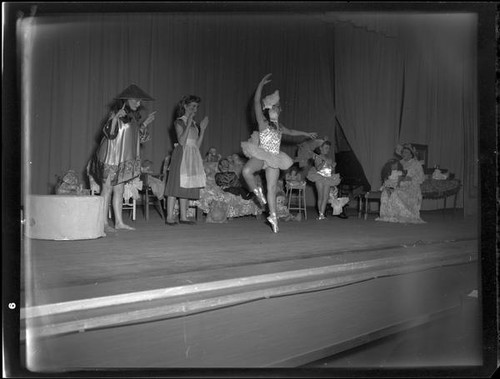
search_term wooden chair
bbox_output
[121,197,137,221]
[286,181,307,220]
[411,143,430,174]
[87,164,136,221]
[141,156,170,221]
[358,191,382,220]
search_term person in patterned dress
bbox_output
[241,73,318,233]
[90,84,156,233]
[376,143,426,224]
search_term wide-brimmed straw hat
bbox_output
[115,84,154,101]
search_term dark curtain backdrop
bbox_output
[19,12,478,215]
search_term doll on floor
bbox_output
[276,191,301,222]
[328,186,350,217]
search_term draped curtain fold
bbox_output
[21,12,478,215]
[397,14,478,214]
[329,13,477,211]
[332,21,404,189]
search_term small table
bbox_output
[421,178,462,214]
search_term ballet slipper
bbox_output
[267,215,279,233]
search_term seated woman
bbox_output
[376,143,426,224]
[215,158,253,200]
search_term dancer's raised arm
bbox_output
[254,73,272,130]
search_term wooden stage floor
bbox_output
[22,208,478,307]
[19,208,483,369]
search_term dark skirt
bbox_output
[164,144,201,200]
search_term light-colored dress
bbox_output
[376,158,426,224]
[91,111,150,186]
[241,123,293,170]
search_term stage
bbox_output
[20,207,480,370]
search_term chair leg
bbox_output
[301,190,307,220]
[364,197,368,220]
[144,192,149,221]
[132,198,136,221]
[156,199,165,220]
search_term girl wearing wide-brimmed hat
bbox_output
[90,84,156,233]
[240,73,318,233]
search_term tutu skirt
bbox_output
[307,168,341,186]
[241,132,293,170]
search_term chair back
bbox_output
[286,180,306,190]
[411,143,429,172]
[161,155,171,184]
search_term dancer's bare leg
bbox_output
[320,184,330,216]
[242,158,264,191]
[101,177,116,234]
[265,167,280,233]
[113,183,135,230]
[242,158,266,204]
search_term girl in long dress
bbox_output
[241,73,317,233]
[90,84,156,233]
[376,143,426,224]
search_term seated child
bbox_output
[276,191,294,221]
[205,146,221,163]
[285,165,305,187]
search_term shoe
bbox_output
[267,215,279,233]
[179,219,196,225]
[254,187,267,206]
[317,213,326,220]
[337,212,348,219]
[166,219,178,226]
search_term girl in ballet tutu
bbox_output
[241,73,318,233]
[306,140,348,220]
